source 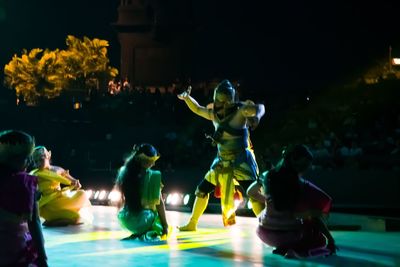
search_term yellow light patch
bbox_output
[46,227,247,256]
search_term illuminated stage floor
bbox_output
[43,206,400,267]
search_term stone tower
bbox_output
[113,0,192,86]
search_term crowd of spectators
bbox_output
[1,79,399,191]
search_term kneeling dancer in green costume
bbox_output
[115,144,168,241]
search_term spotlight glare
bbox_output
[98,190,107,200]
[247,200,253,210]
[86,189,93,199]
[183,194,190,205]
[393,58,400,65]
[234,199,242,209]
[94,191,100,199]
[166,194,172,205]
[108,190,122,202]
[170,193,180,206]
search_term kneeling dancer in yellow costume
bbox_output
[30,146,91,226]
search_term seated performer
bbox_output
[177,80,265,231]
[115,144,169,241]
[248,144,337,258]
[30,146,91,226]
[0,130,48,266]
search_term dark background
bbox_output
[1,1,400,91]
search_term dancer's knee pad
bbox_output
[194,188,209,199]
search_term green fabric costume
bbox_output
[118,169,164,239]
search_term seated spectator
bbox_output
[339,140,363,157]
[311,141,334,169]
[123,77,132,93]
[338,140,363,168]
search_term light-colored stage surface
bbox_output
[43,206,400,267]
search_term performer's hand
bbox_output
[247,116,260,130]
[177,86,192,100]
[327,239,338,255]
[72,179,82,189]
[162,225,169,236]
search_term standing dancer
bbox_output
[178,80,265,230]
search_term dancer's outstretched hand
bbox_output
[177,86,192,100]
[72,179,82,189]
[247,116,260,130]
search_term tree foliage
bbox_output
[4,48,66,105]
[4,35,118,105]
[60,36,118,88]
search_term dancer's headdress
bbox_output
[213,79,236,104]
[132,143,160,163]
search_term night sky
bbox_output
[1,0,400,91]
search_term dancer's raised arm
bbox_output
[177,86,213,120]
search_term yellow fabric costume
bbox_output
[203,132,258,226]
[29,168,89,224]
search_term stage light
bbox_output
[165,192,192,212]
[108,190,122,203]
[98,190,107,200]
[88,189,116,206]
[183,194,190,205]
[73,102,82,109]
[86,189,93,199]
[166,193,180,205]
[234,199,242,209]
[392,58,400,65]
[166,194,172,205]
[170,193,181,205]
[246,200,253,210]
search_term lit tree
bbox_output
[363,61,386,84]
[60,35,118,91]
[4,48,67,105]
[361,58,400,84]
[4,35,118,105]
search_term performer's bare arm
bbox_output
[246,181,266,204]
[51,165,81,189]
[240,100,265,119]
[240,101,265,129]
[156,196,169,236]
[177,87,212,120]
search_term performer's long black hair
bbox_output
[266,144,313,211]
[115,144,159,213]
